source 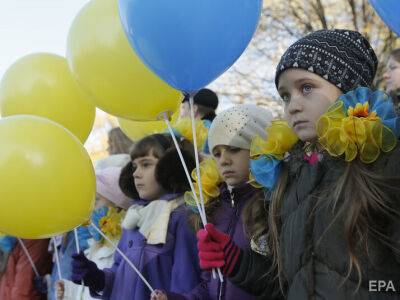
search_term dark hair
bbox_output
[196,104,217,121]
[119,134,196,199]
[129,134,171,161]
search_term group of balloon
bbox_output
[0,0,398,239]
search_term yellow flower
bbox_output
[347,102,379,121]
[185,158,223,208]
[250,120,298,160]
[99,207,124,241]
[317,101,396,163]
[172,117,208,149]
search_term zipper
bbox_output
[217,189,239,300]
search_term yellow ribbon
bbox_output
[250,119,298,160]
[172,117,208,149]
[317,101,397,163]
[184,158,223,207]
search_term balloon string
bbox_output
[17,238,39,277]
[188,97,224,283]
[189,96,206,219]
[89,222,154,293]
[163,113,207,226]
[74,228,80,253]
[52,237,63,280]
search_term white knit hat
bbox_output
[208,104,273,152]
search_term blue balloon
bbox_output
[118,0,262,93]
[369,0,400,36]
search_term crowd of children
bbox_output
[1,29,400,300]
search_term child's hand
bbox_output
[150,290,167,300]
[197,223,242,276]
[71,251,105,292]
[55,280,65,300]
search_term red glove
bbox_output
[197,223,242,276]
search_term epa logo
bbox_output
[369,280,396,292]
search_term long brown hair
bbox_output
[268,149,400,292]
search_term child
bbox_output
[48,225,91,300]
[155,104,277,300]
[383,48,400,114]
[0,238,52,300]
[198,29,400,299]
[55,166,132,299]
[70,134,201,299]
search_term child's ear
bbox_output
[156,147,196,194]
[119,162,139,199]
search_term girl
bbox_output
[70,134,201,299]
[383,48,400,114]
[55,166,132,299]
[198,29,400,299]
[0,238,52,300]
[155,104,278,300]
[48,224,91,300]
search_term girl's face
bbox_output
[212,145,250,187]
[132,153,166,201]
[383,56,400,93]
[278,69,342,142]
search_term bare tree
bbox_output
[210,0,399,115]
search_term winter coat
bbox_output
[231,142,400,299]
[0,239,52,300]
[91,195,201,300]
[169,183,270,300]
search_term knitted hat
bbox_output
[208,104,273,152]
[275,29,378,93]
[96,167,133,210]
[182,88,219,110]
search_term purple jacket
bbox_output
[92,195,202,300]
[168,183,259,300]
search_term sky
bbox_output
[0,0,89,80]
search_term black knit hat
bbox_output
[275,29,378,93]
[182,88,219,110]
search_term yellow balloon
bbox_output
[119,118,166,141]
[0,53,95,143]
[118,110,180,141]
[67,0,181,121]
[0,115,95,239]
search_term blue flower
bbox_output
[250,156,281,190]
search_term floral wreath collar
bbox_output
[317,87,400,164]
[247,87,400,191]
